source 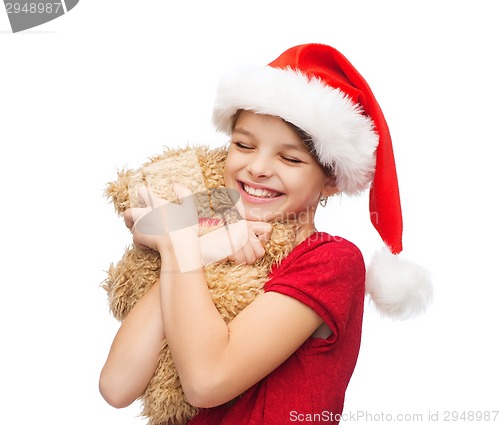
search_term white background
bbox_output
[1,1,499,424]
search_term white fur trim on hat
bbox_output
[212,65,379,195]
[365,245,433,320]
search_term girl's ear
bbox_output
[321,175,339,197]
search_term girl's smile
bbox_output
[238,180,284,202]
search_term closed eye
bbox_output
[232,141,253,150]
[282,156,303,164]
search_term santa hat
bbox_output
[213,43,432,320]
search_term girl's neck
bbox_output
[294,223,318,246]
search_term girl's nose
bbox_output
[246,155,272,178]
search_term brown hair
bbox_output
[283,120,335,178]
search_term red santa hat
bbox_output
[213,43,432,320]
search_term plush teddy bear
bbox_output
[102,145,298,425]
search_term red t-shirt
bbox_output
[188,232,365,424]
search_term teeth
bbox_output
[243,183,280,198]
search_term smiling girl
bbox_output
[100,43,431,424]
[225,110,338,239]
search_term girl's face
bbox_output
[223,111,337,232]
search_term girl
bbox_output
[100,43,431,424]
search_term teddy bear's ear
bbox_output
[195,146,228,189]
[104,168,136,215]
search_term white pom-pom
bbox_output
[365,245,433,320]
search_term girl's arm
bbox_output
[158,241,323,409]
[99,281,164,408]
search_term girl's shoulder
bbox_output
[291,231,363,263]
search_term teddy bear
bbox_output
[102,145,299,425]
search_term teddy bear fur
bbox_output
[103,145,298,425]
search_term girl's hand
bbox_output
[227,220,272,265]
[200,220,272,266]
[124,184,199,253]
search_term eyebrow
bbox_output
[232,127,254,137]
[280,143,309,153]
